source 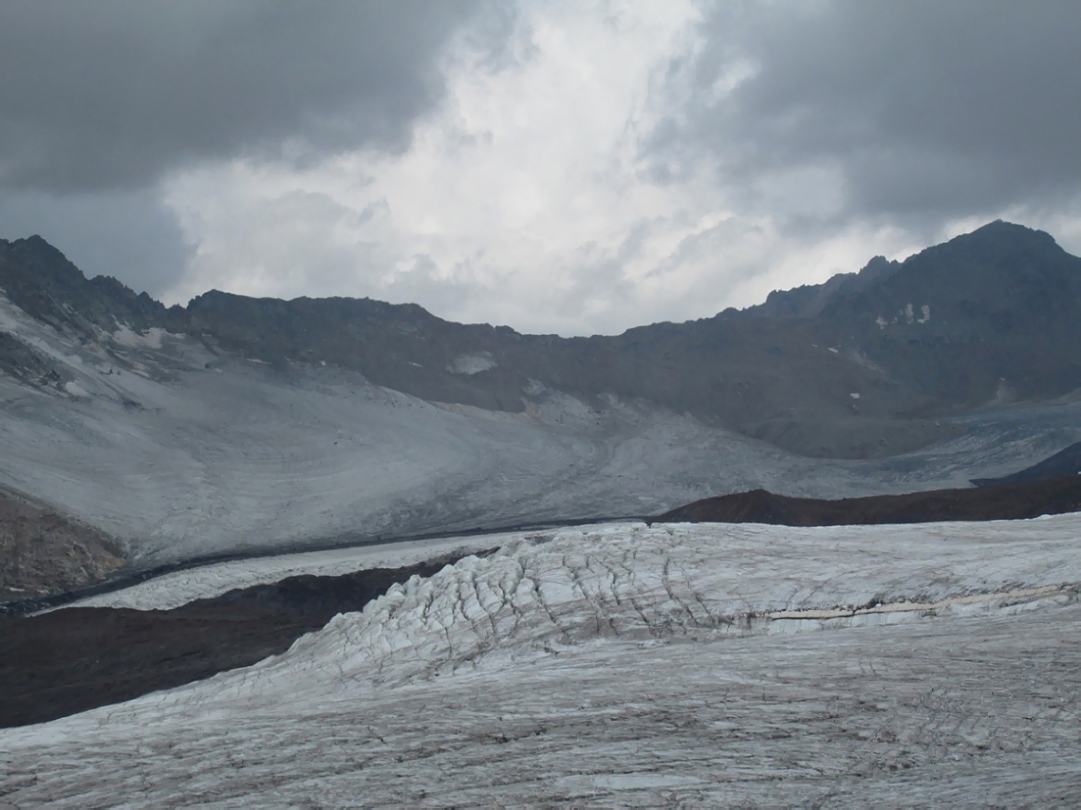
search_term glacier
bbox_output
[3,290,1081,567]
[3,516,1080,806]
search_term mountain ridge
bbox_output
[2,220,1079,461]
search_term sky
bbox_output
[2,1,1080,336]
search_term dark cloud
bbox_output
[0,190,192,296]
[0,0,481,192]
[653,1,1081,224]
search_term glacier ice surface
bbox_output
[3,517,1080,806]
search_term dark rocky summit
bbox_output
[0,234,173,338]
[742,254,902,320]
[816,221,1081,407]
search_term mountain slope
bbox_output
[2,222,1081,577]
[819,220,1081,405]
[0,486,125,601]
[4,232,921,455]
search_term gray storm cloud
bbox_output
[0,0,483,295]
[1,1,1079,327]
[654,1,1081,225]
[0,0,482,192]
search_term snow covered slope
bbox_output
[4,288,1081,566]
[4,518,1079,806]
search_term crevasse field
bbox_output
[3,517,1079,806]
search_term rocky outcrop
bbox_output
[0,331,64,389]
[0,488,126,602]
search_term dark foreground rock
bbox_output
[655,474,1081,526]
[0,551,489,729]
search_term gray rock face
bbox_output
[0,331,63,389]
[0,487,125,601]
[819,221,1081,405]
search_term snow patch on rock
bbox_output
[448,352,496,375]
[112,326,171,350]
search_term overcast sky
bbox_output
[2,1,1080,335]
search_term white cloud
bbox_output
[162,2,714,333]
[157,1,1081,336]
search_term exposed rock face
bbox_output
[0,234,172,338]
[742,253,902,319]
[817,221,1081,406]
[0,331,64,389]
[655,475,1081,526]
[0,488,126,601]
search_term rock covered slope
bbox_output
[3,518,1079,806]
[0,487,125,601]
